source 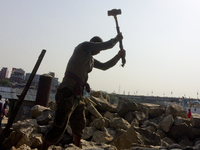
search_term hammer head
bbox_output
[108,9,121,16]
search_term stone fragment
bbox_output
[104,111,115,121]
[139,103,165,118]
[36,110,54,125]
[156,129,166,139]
[169,123,190,139]
[116,97,138,117]
[165,104,187,118]
[87,102,102,118]
[90,95,116,112]
[110,117,131,130]
[124,111,135,124]
[162,137,175,145]
[92,130,113,144]
[31,105,51,118]
[89,117,105,130]
[82,126,96,140]
[191,113,200,128]
[158,114,174,132]
[48,100,57,111]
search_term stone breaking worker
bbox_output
[41,33,125,150]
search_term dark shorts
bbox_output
[44,88,86,144]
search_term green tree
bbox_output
[0,79,10,86]
[109,93,119,104]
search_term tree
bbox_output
[0,79,10,86]
[109,93,119,104]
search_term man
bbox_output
[3,100,9,117]
[41,33,125,149]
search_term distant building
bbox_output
[10,68,25,83]
[49,72,55,78]
[48,72,59,90]
[25,73,40,83]
[0,67,9,80]
[25,73,41,88]
[53,77,59,86]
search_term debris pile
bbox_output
[2,91,200,150]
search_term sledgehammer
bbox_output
[108,9,126,67]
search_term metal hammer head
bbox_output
[108,9,121,16]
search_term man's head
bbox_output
[90,36,103,43]
[90,36,103,55]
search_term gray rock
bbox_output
[116,97,138,117]
[124,111,135,124]
[38,124,51,135]
[113,125,161,150]
[89,117,105,130]
[158,114,174,132]
[87,102,102,118]
[82,126,96,140]
[156,129,167,139]
[191,113,200,128]
[92,130,113,144]
[3,130,32,149]
[104,111,115,121]
[134,111,147,125]
[162,137,175,145]
[134,127,161,146]
[90,95,116,112]
[30,133,43,148]
[192,127,200,137]
[165,104,187,118]
[81,139,117,150]
[112,125,144,150]
[169,123,190,139]
[110,117,130,130]
[139,103,165,118]
[12,119,38,131]
[48,145,64,150]
[36,110,54,125]
[31,105,51,118]
[131,118,139,127]
[178,137,193,147]
[48,100,57,111]
[174,116,192,126]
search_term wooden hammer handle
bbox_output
[114,16,126,67]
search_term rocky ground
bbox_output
[1,91,200,150]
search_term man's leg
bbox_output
[41,120,68,150]
[70,100,86,148]
[41,88,75,150]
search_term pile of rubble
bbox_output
[2,91,200,150]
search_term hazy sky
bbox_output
[1,0,200,98]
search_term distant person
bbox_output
[0,95,4,128]
[188,108,191,119]
[41,33,125,150]
[3,100,9,117]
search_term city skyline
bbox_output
[0,66,59,79]
[0,66,59,86]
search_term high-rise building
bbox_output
[48,72,59,88]
[10,68,25,83]
[49,72,55,78]
[25,73,40,83]
[0,67,9,80]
